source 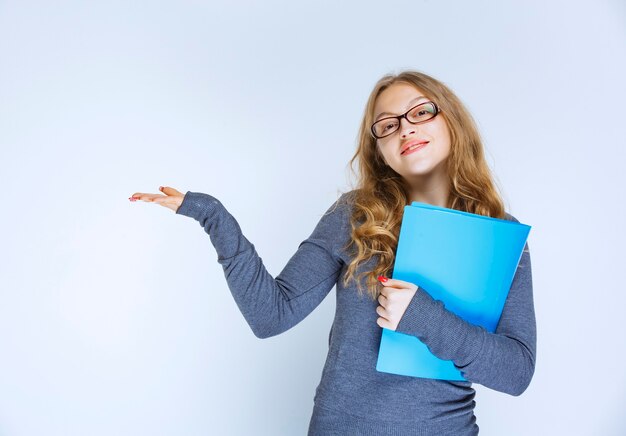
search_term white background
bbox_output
[1,0,624,435]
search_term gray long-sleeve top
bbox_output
[175,190,537,435]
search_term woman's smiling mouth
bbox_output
[401,141,429,155]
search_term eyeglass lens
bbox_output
[373,102,437,138]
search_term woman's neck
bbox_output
[406,172,450,208]
[409,191,449,208]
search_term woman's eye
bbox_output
[412,104,435,118]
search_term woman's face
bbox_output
[373,83,452,183]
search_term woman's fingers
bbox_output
[129,193,159,201]
[376,305,387,317]
[159,186,183,196]
[378,294,387,306]
[378,277,403,287]
[378,277,416,291]
[129,193,160,203]
[129,186,185,212]
[129,192,148,201]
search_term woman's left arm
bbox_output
[391,222,536,396]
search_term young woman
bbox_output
[129,70,536,435]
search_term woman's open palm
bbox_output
[129,186,185,212]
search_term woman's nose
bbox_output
[399,117,416,137]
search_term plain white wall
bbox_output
[1,0,624,435]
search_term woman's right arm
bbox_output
[175,191,352,339]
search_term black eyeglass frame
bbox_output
[370,101,442,139]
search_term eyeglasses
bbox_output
[370,101,441,139]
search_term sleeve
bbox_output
[175,191,350,339]
[394,213,536,396]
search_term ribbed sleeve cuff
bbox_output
[396,287,442,335]
[395,286,486,368]
[175,191,223,222]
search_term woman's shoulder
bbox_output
[305,190,356,253]
[504,212,517,221]
[312,190,359,237]
[503,211,519,223]
[338,189,359,205]
[325,189,359,213]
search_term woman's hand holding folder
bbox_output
[375,276,418,331]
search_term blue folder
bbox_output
[375,202,531,381]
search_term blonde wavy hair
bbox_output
[339,70,506,301]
